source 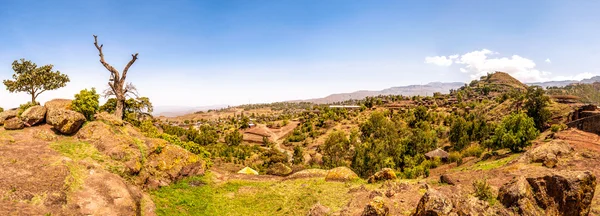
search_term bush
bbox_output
[461,144,484,158]
[550,123,567,133]
[0,107,3,112]
[71,88,100,121]
[448,151,462,163]
[225,130,243,146]
[473,179,494,202]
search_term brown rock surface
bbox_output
[46,109,86,135]
[21,105,47,126]
[4,117,24,130]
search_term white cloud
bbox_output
[551,72,597,81]
[545,58,551,63]
[424,54,458,66]
[424,49,593,82]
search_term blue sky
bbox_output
[1,0,600,108]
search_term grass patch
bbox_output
[64,162,85,192]
[50,139,106,162]
[134,138,147,165]
[454,153,521,171]
[151,172,362,216]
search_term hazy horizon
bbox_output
[2,1,600,109]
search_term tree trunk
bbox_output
[31,93,36,104]
[115,97,125,119]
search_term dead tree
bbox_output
[93,35,139,120]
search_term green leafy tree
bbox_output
[225,130,243,146]
[293,145,304,165]
[525,86,551,130]
[3,59,70,103]
[320,131,351,168]
[100,97,153,126]
[71,88,100,121]
[488,113,539,152]
[449,117,470,151]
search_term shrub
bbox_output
[0,107,3,112]
[225,130,243,146]
[473,179,494,202]
[550,123,568,133]
[140,120,159,137]
[448,151,462,163]
[71,88,100,121]
[461,144,484,158]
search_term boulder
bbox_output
[0,109,18,125]
[94,112,124,126]
[413,189,453,216]
[266,162,292,176]
[498,171,596,215]
[285,169,328,180]
[308,203,331,216]
[527,140,573,163]
[325,167,359,182]
[4,117,24,130]
[44,99,72,112]
[362,196,389,216]
[46,109,86,135]
[367,168,397,183]
[440,174,457,185]
[20,105,47,126]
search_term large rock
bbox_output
[46,109,86,135]
[527,140,572,165]
[44,99,72,112]
[21,105,47,126]
[439,174,457,185]
[0,109,18,125]
[498,171,596,215]
[4,117,24,130]
[266,162,292,176]
[368,168,397,183]
[362,196,389,216]
[325,167,359,182]
[413,189,453,216]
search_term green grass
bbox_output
[151,172,369,216]
[50,139,106,162]
[454,153,521,171]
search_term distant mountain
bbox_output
[154,105,228,117]
[293,82,465,104]
[528,76,600,88]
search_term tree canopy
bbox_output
[3,59,70,103]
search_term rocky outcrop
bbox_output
[308,203,331,216]
[94,112,124,126]
[367,168,397,183]
[526,140,573,168]
[266,162,292,176]
[21,105,47,126]
[439,174,457,185]
[44,99,72,112]
[498,171,596,215]
[0,109,18,125]
[362,196,389,216]
[325,167,359,182]
[4,117,24,130]
[46,109,86,135]
[413,189,453,216]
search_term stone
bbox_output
[367,168,397,183]
[46,109,86,135]
[44,99,72,112]
[21,105,47,126]
[0,109,18,125]
[413,189,453,216]
[527,140,573,163]
[325,167,359,182]
[543,153,558,168]
[498,171,596,215]
[4,117,24,130]
[440,174,457,185]
[361,196,389,216]
[266,162,292,176]
[308,203,331,216]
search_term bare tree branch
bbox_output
[93,35,120,83]
[124,83,139,98]
[122,53,138,81]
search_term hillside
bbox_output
[290,82,464,104]
[529,76,600,88]
[546,82,600,105]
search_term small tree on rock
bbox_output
[3,59,69,103]
[71,88,100,121]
